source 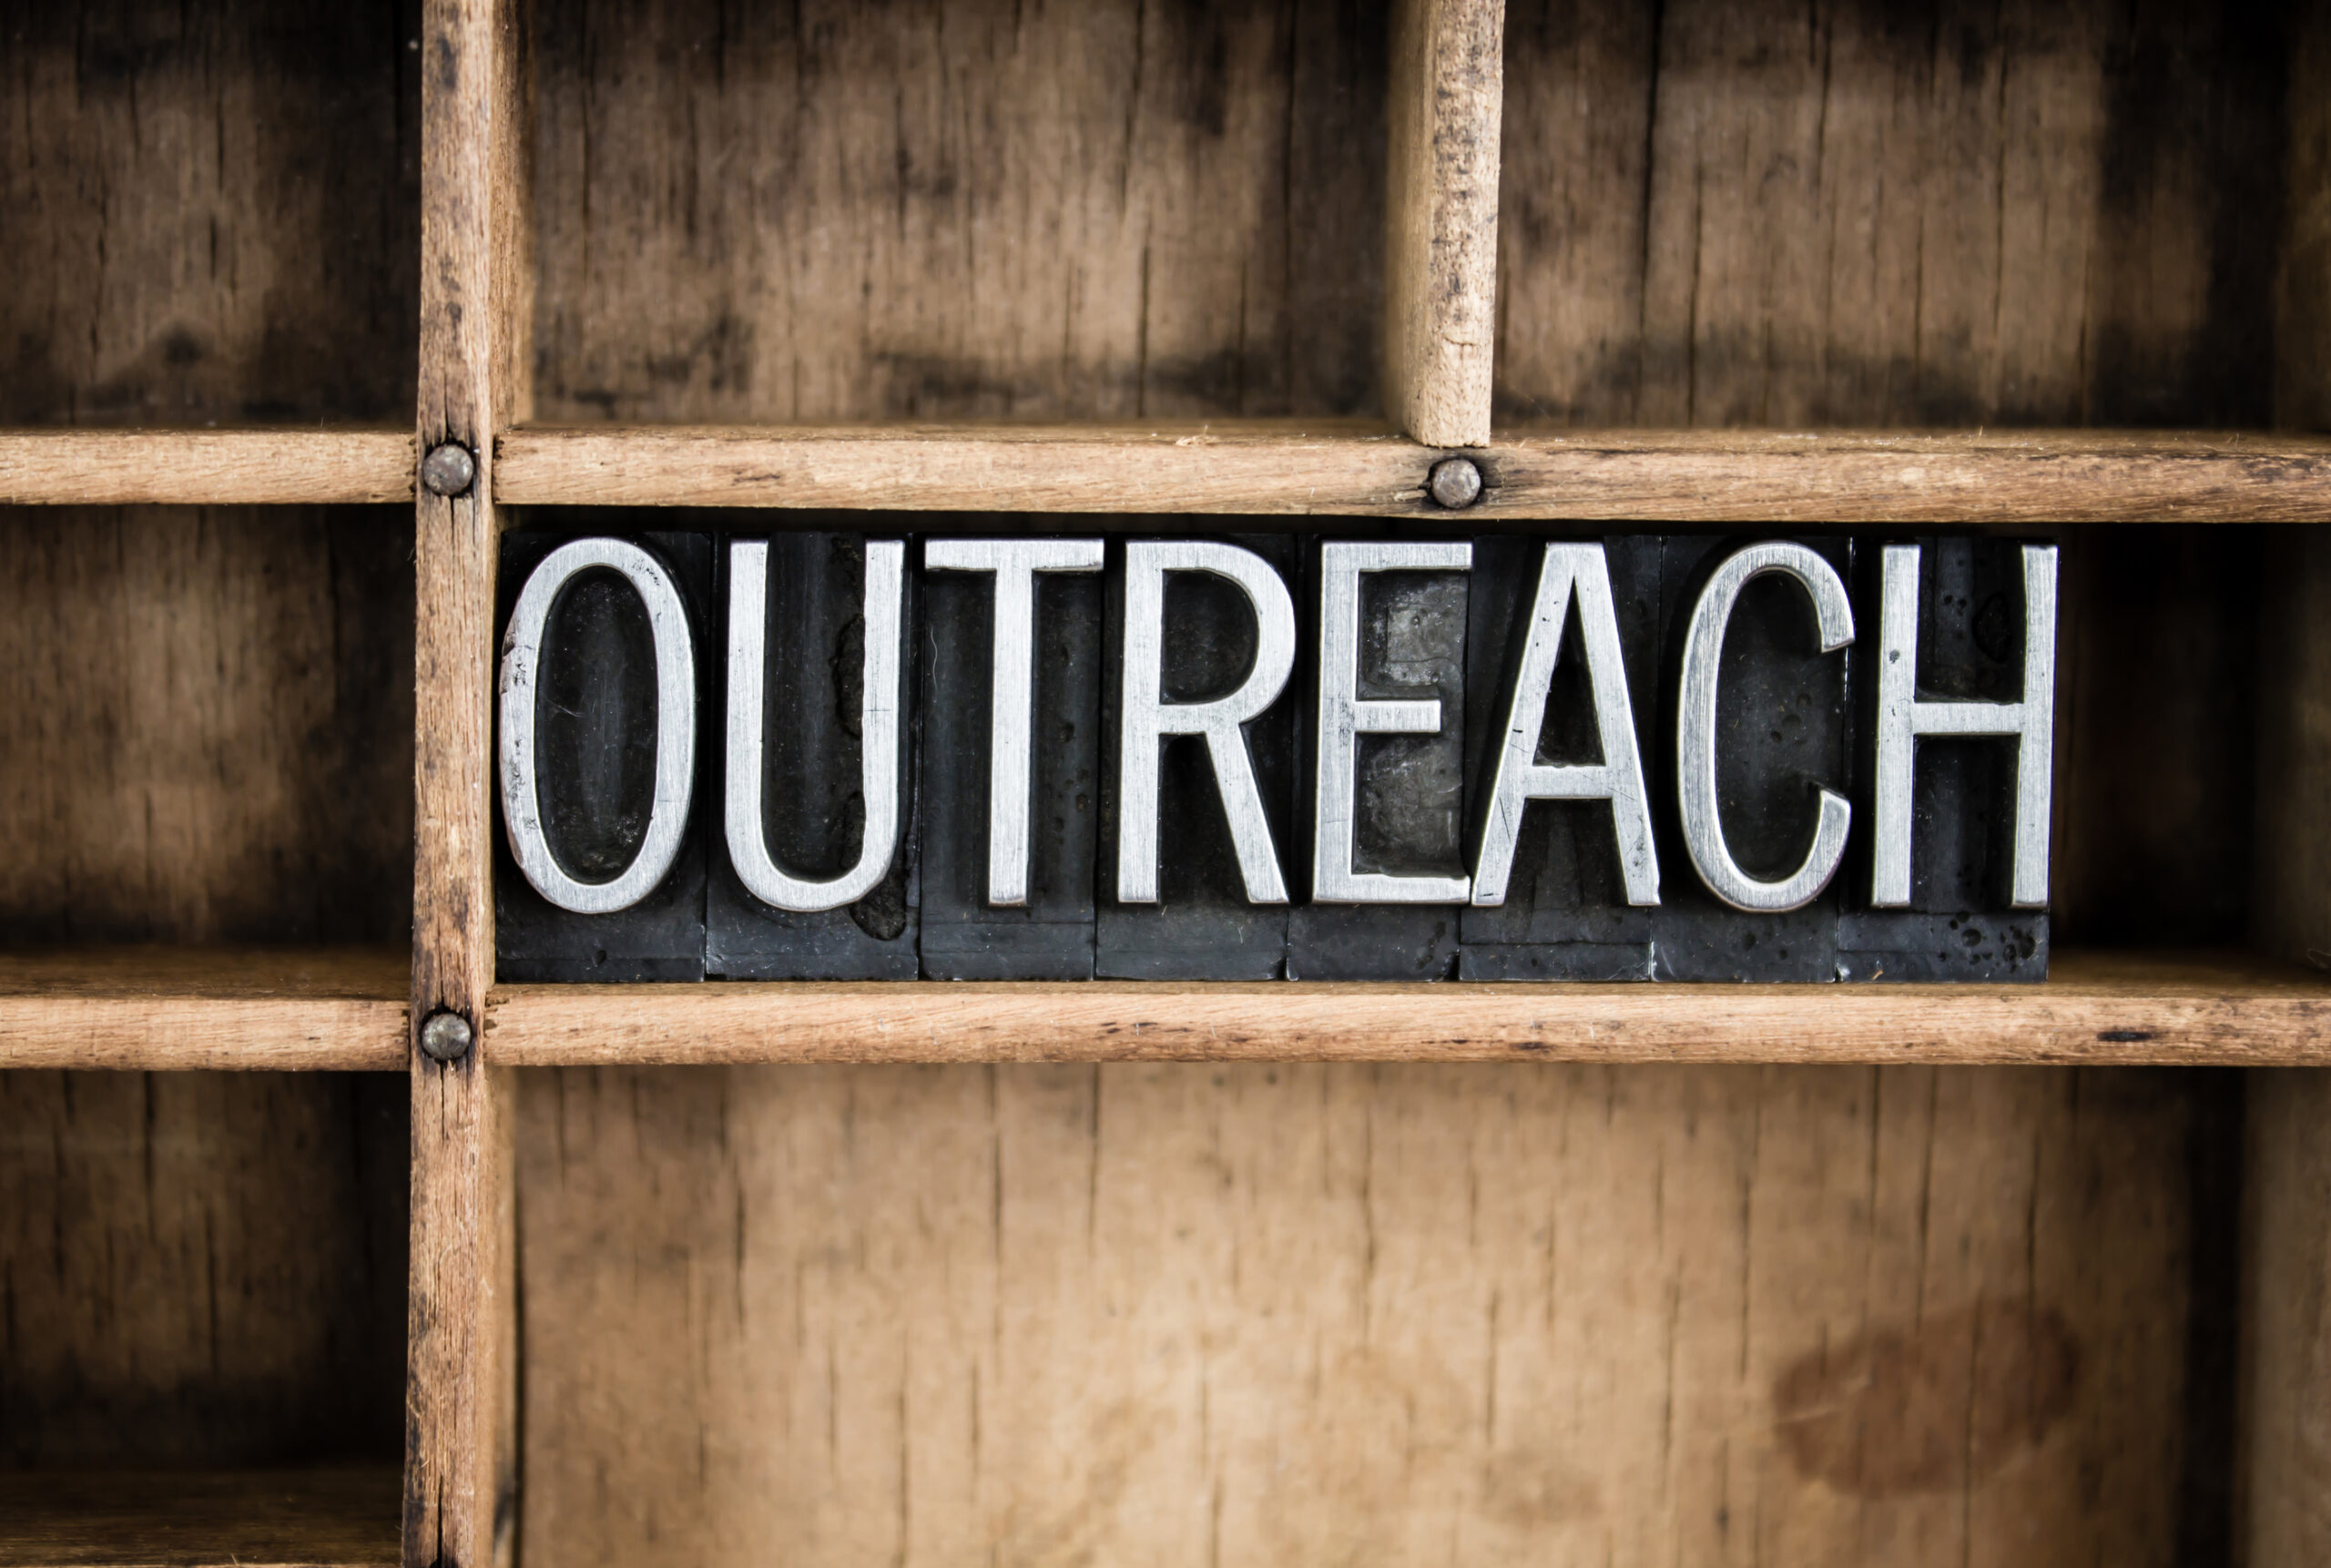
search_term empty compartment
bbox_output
[531,0,1389,424]
[1495,0,2299,428]
[0,0,420,426]
[513,1060,2241,1565]
[0,505,414,949]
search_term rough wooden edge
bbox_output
[409,0,528,1565]
[0,947,409,1071]
[0,429,415,506]
[1383,0,1503,448]
[0,1000,406,1072]
[479,952,2331,1067]
[1483,429,2331,522]
[493,423,2331,520]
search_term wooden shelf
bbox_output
[492,423,2331,521]
[0,948,409,1071]
[0,430,415,507]
[0,1467,399,1568]
[483,948,2330,1067]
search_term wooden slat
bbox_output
[494,423,2331,519]
[1485,429,2331,522]
[494,420,1427,510]
[483,950,2331,1067]
[408,0,527,1564]
[0,1468,400,1568]
[0,430,414,505]
[1384,0,1503,446]
[0,946,407,1070]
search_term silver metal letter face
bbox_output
[925,538,1105,907]
[498,538,698,914]
[1675,541,1856,913]
[1117,541,1297,905]
[1310,540,1473,903]
[1871,543,2057,909]
[1471,543,1660,909]
[725,538,909,912]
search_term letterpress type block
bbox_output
[1096,533,1299,980]
[1649,535,1853,983]
[917,539,1103,980]
[1459,535,1661,982]
[706,532,921,980]
[494,528,710,983]
[1837,535,2051,982]
[1288,539,1471,980]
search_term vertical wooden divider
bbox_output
[408,0,532,1565]
[1383,0,1504,448]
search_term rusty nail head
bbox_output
[419,1009,474,1063]
[422,442,477,497]
[1427,456,1484,510]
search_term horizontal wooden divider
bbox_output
[0,429,416,506]
[494,421,1435,512]
[483,951,2331,1067]
[494,423,2331,521]
[0,947,411,1070]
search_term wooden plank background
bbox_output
[529,0,1388,423]
[515,1061,2239,1567]
[1494,0,2288,429]
[0,0,419,427]
[0,1070,408,1467]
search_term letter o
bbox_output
[498,538,697,914]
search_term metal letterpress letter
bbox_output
[1676,541,1855,913]
[925,538,1105,907]
[725,538,908,911]
[1309,541,1473,903]
[1117,541,1296,905]
[498,537,697,913]
[1471,543,1658,909]
[1870,543,2057,909]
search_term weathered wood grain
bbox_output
[0,431,415,506]
[530,0,1385,424]
[0,1467,401,1568]
[0,947,408,1071]
[0,507,415,949]
[514,1059,2225,1568]
[1385,0,1503,446]
[1497,1,2286,429]
[2248,1071,2331,1568]
[0,1073,407,1466]
[484,951,2331,1066]
[2245,527,2331,1568]
[409,0,529,1565]
[496,423,2331,518]
[0,0,417,427]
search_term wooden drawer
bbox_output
[4,2,2328,1565]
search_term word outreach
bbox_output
[494,533,2053,984]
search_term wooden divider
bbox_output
[1383,0,1503,447]
[406,0,529,1564]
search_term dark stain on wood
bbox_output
[1774,1299,2082,1496]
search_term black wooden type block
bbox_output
[494,528,711,983]
[1288,540,1471,980]
[1095,534,1298,981]
[917,550,1103,980]
[705,532,921,981]
[1837,535,2049,983]
[1647,535,1853,983]
[1458,535,1661,983]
